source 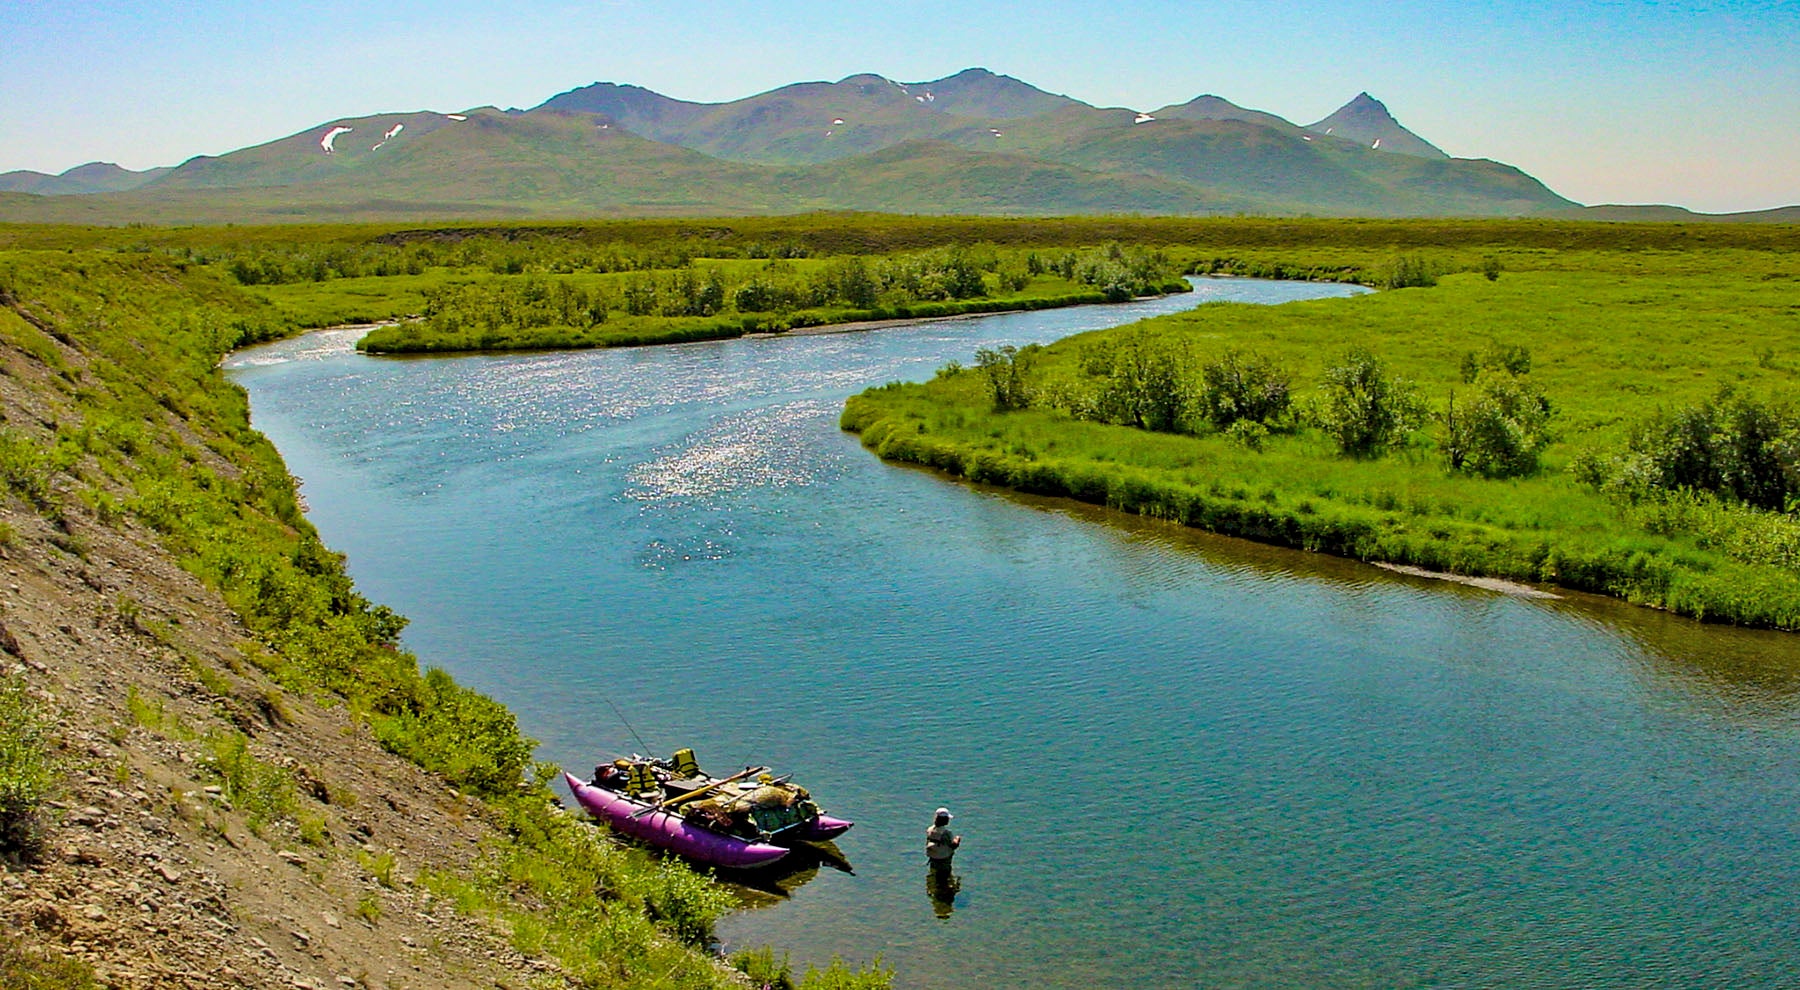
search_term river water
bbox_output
[225,279,1800,988]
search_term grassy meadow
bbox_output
[844,233,1800,627]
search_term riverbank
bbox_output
[0,495,557,989]
[841,240,1800,630]
[1373,563,1561,599]
[766,309,1023,337]
[0,248,877,989]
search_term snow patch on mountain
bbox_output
[371,123,404,151]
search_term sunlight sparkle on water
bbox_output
[624,400,833,503]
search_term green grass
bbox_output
[7,214,1798,256]
[199,729,295,834]
[245,271,448,327]
[843,241,1800,628]
[0,934,99,990]
[0,671,54,862]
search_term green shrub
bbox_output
[0,429,54,510]
[353,891,382,924]
[1224,419,1271,451]
[1075,330,1189,432]
[1580,390,1800,510]
[199,730,293,832]
[370,667,535,797]
[973,345,1034,412]
[359,849,398,889]
[1441,371,1553,477]
[125,684,165,730]
[1197,350,1291,428]
[1375,254,1439,289]
[798,957,893,990]
[1315,349,1424,456]
[0,673,53,862]
[1459,341,1531,383]
[0,934,98,990]
[732,947,795,990]
[619,859,735,946]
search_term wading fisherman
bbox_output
[925,807,960,868]
[925,807,962,917]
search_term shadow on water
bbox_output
[979,482,1800,716]
[718,842,855,909]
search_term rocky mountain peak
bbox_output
[1307,92,1447,158]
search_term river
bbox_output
[224,278,1800,989]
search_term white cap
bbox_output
[935,807,952,819]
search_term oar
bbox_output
[630,765,768,819]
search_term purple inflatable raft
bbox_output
[565,748,852,869]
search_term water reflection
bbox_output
[721,842,855,909]
[1539,593,1800,708]
[1006,490,1800,721]
[926,865,962,919]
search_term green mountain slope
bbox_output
[159,108,787,212]
[776,139,1253,215]
[0,112,1260,222]
[541,73,969,164]
[540,68,1087,159]
[534,82,710,134]
[983,114,1572,217]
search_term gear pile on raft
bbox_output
[563,748,853,869]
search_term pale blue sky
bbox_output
[4,0,1797,212]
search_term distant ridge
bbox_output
[1574,203,1800,223]
[896,67,1086,119]
[1151,94,1298,133]
[535,82,707,130]
[0,161,170,195]
[0,69,1606,223]
[1307,92,1447,158]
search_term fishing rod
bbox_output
[603,697,654,758]
[732,719,781,776]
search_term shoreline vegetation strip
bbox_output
[355,288,1126,354]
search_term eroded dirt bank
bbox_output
[0,368,564,989]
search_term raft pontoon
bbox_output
[565,748,852,869]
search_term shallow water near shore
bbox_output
[227,279,1800,989]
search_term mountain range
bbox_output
[0,68,1783,224]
